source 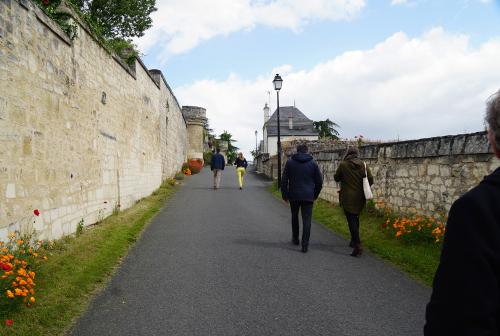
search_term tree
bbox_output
[219,131,239,164]
[69,0,157,40]
[313,119,340,140]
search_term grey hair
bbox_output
[485,90,500,149]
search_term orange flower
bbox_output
[6,290,14,298]
[29,297,35,303]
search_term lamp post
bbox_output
[255,130,258,154]
[273,74,283,189]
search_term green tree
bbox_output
[220,131,239,164]
[313,119,341,140]
[69,0,157,40]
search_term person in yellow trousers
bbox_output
[235,152,248,190]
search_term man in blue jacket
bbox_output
[281,144,323,253]
[210,148,225,190]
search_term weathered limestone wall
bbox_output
[0,0,187,240]
[182,106,206,160]
[257,132,500,215]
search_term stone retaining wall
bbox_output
[257,132,500,215]
[0,0,188,240]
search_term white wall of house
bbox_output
[266,136,319,156]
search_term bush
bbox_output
[203,151,213,166]
[188,159,203,175]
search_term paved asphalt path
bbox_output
[70,166,431,336]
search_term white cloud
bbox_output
[390,0,417,7]
[175,28,500,158]
[136,0,365,58]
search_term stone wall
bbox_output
[182,106,206,160]
[257,132,500,215]
[0,0,188,240]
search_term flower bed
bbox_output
[375,201,446,244]
[0,210,49,326]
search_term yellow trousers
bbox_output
[237,167,246,188]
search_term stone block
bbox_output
[464,133,490,154]
[427,164,439,176]
[438,137,453,156]
[451,135,466,155]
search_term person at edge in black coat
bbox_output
[425,90,500,335]
[281,144,323,253]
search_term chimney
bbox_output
[263,103,270,124]
[288,111,293,130]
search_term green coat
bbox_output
[334,158,374,214]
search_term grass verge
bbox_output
[0,182,177,336]
[269,185,441,286]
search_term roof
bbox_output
[266,106,318,137]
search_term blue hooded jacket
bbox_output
[281,153,323,202]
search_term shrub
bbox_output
[203,151,213,166]
[188,159,203,174]
[174,172,184,180]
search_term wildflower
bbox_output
[29,297,35,303]
[6,290,14,298]
[17,239,23,245]
[34,209,40,216]
[5,320,13,326]
[14,288,22,296]
[1,263,12,271]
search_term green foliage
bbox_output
[313,119,341,140]
[68,0,157,40]
[220,130,239,164]
[203,151,213,166]
[32,0,79,40]
[76,218,84,236]
[174,172,185,180]
[33,0,156,68]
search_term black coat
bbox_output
[425,167,500,335]
[210,153,225,170]
[235,157,248,169]
[281,153,323,202]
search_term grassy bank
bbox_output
[1,182,177,336]
[270,185,441,286]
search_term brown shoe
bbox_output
[350,244,363,257]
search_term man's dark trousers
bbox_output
[290,200,313,247]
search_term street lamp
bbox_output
[255,130,258,154]
[273,74,283,189]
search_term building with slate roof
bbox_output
[261,103,319,155]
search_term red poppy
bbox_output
[1,264,11,271]
[34,209,40,217]
[5,320,13,326]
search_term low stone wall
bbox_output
[0,0,188,240]
[256,132,500,215]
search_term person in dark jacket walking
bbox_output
[210,148,225,190]
[235,152,248,190]
[334,146,373,257]
[425,91,500,335]
[281,144,323,253]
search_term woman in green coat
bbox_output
[334,147,374,257]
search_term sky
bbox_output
[136,0,500,159]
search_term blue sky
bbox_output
[137,0,500,157]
